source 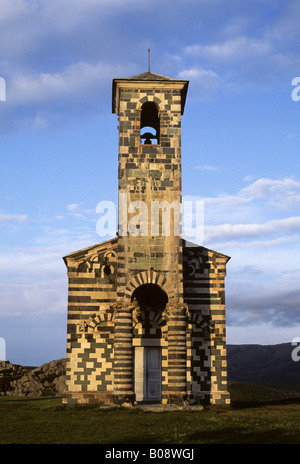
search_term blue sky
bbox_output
[1,0,300,365]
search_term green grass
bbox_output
[1,395,300,444]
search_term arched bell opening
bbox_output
[140,102,160,145]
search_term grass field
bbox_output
[0,395,300,444]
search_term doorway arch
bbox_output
[132,283,168,403]
[124,269,176,302]
[132,283,168,311]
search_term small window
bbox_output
[103,265,112,275]
[140,102,160,144]
[78,262,87,273]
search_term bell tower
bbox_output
[112,72,189,404]
[112,72,188,301]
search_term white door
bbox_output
[145,347,161,401]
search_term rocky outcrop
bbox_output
[0,359,66,397]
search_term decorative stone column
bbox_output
[166,301,188,404]
[113,301,136,404]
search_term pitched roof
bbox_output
[124,71,176,81]
[63,237,118,264]
[183,239,231,262]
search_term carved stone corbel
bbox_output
[78,320,88,332]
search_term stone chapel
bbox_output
[62,71,231,406]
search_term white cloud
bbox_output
[67,203,80,212]
[0,0,150,63]
[0,278,66,317]
[1,0,299,132]
[9,61,119,106]
[227,324,300,345]
[215,235,297,250]
[0,246,64,276]
[184,175,300,331]
[240,177,300,202]
[227,276,300,327]
[67,203,95,219]
[205,216,300,243]
[185,192,253,226]
[0,232,96,317]
[181,9,300,91]
[184,36,272,62]
[194,164,221,172]
[178,67,222,98]
[0,213,28,224]
[0,0,36,30]
[187,176,300,227]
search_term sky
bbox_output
[0,0,300,366]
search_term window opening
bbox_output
[140,102,160,145]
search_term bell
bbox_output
[141,132,153,144]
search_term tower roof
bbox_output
[123,71,177,81]
[112,71,189,115]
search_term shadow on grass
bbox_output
[230,397,300,410]
[112,436,164,444]
[184,426,298,444]
[8,396,59,401]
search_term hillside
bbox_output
[227,342,300,394]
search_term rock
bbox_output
[0,358,66,397]
[54,375,66,395]
[121,402,133,408]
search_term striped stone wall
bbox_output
[63,239,118,405]
[183,241,231,405]
[63,237,230,406]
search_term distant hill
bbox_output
[227,343,300,394]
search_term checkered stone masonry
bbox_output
[63,239,118,405]
[183,242,230,405]
[63,72,230,406]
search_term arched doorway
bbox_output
[132,284,168,403]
